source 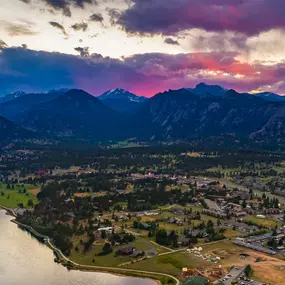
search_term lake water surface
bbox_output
[0,209,156,285]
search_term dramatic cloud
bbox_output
[1,46,285,96]
[115,0,285,36]
[0,40,8,48]
[164,38,179,46]
[190,31,249,53]
[49,21,68,37]
[71,22,88,32]
[40,0,98,16]
[1,21,38,36]
[89,13,104,23]
[74,46,90,57]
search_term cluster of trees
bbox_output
[99,243,112,255]
[19,212,74,256]
[267,230,285,249]
[156,229,179,247]
[109,232,136,245]
[261,194,280,209]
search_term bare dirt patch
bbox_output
[28,188,40,196]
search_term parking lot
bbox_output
[220,267,263,285]
[221,266,245,285]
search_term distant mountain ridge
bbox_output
[253,92,285,102]
[0,91,26,103]
[185,82,228,97]
[0,89,67,120]
[0,89,69,103]
[184,82,285,102]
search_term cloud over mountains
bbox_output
[1,45,285,96]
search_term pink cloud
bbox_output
[1,46,285,97]
[115,0,285,36]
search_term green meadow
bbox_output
[0,183,39,209]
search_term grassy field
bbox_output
[245,216,280,229]
[223,228,242,238]
[123,251,208,277]
[110,141,143,149]
[70,236,161,267]
[0,184,39,208]
[117,206,218,237]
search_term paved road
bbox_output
[150,240,173,252]
[124,228,142,237]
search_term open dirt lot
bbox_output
[203,240,285,284]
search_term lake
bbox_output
[0,209,156,285]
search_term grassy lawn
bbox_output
[245,216,280,229]
[0,184,39,208]
[70,236,160,267]
[123,251,207,277]
[110,141,142,148]
[223,228,242,238]
[122,207,218,234]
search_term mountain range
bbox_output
[1,83,285,147]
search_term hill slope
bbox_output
[127,89,285,144]
[0,116,32,145]
[0,89,66,120]
[14,89,123,139]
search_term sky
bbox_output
[0,0,285,97]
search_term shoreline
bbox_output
[0,206,179,285]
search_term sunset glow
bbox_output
[1,0,285,96]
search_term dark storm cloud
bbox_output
[164,38,179,46]
[74,46,90,57]
[108,8,121,26]
[89,13,104,23]
[115,0,285,36]
[71,22,88,32]
[49,21,68,37]
[191,32,249,53]
[41,0,98,17]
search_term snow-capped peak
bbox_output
[99,88,147,103]
[41,88,69,95]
